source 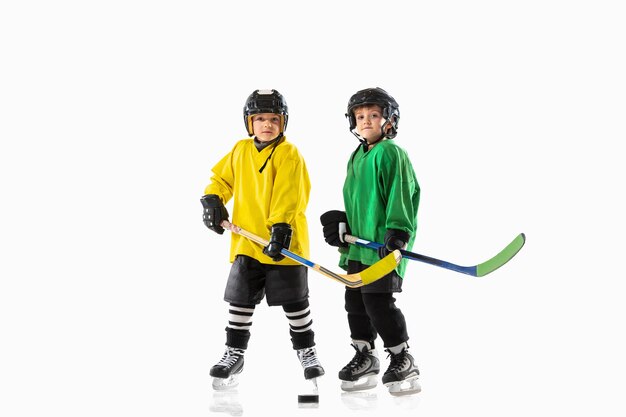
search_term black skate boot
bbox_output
[338,341,380,392]
[210,346,245,390]
[297,347,325,380]
[382,345,421,396]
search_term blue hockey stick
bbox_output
[343,233,525,277]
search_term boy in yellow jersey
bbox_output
[201,89,324,390]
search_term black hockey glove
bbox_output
[200,194,229,234]
[263,223,292,262]
[319,210,351,248]
[378,229,410,259]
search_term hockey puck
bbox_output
[297,394,319,404]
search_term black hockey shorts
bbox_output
[224,254,309,306]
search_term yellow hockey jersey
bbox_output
[204,136,310,265]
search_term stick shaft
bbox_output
[220,221,401,287]
[344,233,525,277]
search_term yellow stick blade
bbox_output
[359,250,402,285]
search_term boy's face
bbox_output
[354,105,385,144]
[251,113,282,142]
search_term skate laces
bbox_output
[385,349,409,373]
[216,347,244,368]
[298,347,322,368]
[344,344,370,371]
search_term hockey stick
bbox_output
[343,233,525,277]
[220,221,402,287]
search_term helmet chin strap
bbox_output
[349,130,368,151]
[253,132,283,145]
[351,120,390,151]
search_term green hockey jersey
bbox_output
[341,140,420,278]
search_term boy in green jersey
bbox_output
[320,87,421,396]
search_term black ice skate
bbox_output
[210,346,245,390]
[297,347,325,381]
[338,341,380,392]
[382,346,421,396]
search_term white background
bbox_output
[1,1,625,416]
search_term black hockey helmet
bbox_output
[346,87,400,139]
[243,89,289,136]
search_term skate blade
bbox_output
[341,375,378,392]
[307,377,319,390]
[212,375,240,391]
[385,376,421,396]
